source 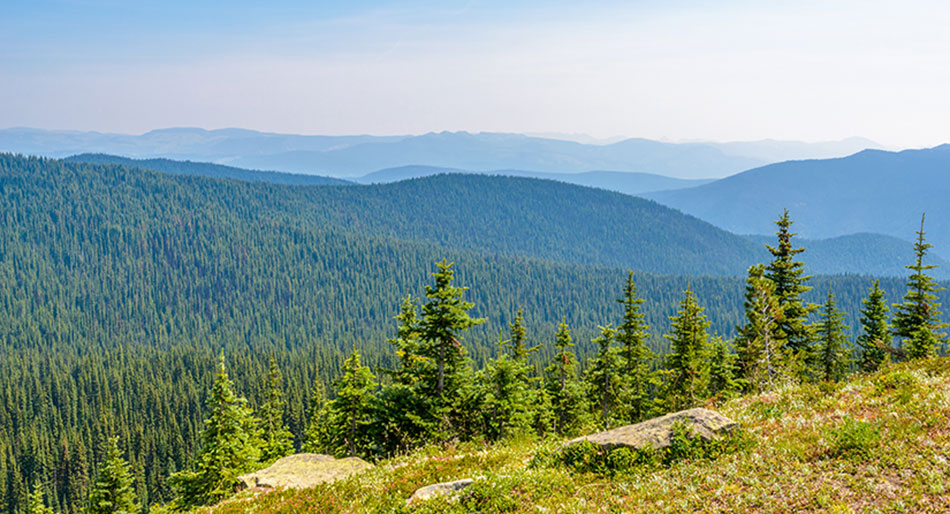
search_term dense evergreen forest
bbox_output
[0,154,946,513]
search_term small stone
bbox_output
[408,478,474,504]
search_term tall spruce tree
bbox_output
[664,288,711,410]
[585,325,620,429]
[28,483,52,514]
[259,358,294,462]
[815,290,850,382]
[419,259,486,404]
[765,210,815,374]
[387,295,426,387]
[857,281,891,372]
[893,214,946,359]
[85,437,138,514]
[544,320,588,435]
[302,374,329,454]
[615,272,653,423]
[735,264,790,392]
[481,321,534,440]
[324,349,378,458]
[707,337,739,399]
[170,354,262,507]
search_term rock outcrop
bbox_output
[408,478,474,504]
[238,453,373,490]
[566,407,738,451]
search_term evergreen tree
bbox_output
[419,259,486,404]
[544,320,588,435]
[324,349,378,458]
[585,325,620,429]
[735,264,790,392]
[815,290,850,382]
[664,288,711,410]
[765,210,816,374]
[28,483,53,514]
[615,272,653,423]
[856,281,891,372]
[893,214,946,359]
[302,374,328,454]
[170,354,262,507]
[707,337,739,399]
[482,314,535,440]
[258,358,294,462]
[387,295,426,387]
[85,437,138,514]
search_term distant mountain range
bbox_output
[647,145,950,256]
[0,127,884,179]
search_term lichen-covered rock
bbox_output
[566,408,738,451]
[408,478,474,503]
[238,453,372,490]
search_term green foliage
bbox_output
[707,337,739,399]
[857,281,891,372]
[764,210,816,373]
[735,264,792,392]
[615,272,654,423]
[322,349,378,458]
[85,437,139,514]
[664,289,711,409]
[169,355,262,508]
[584,326,620,429]
[815,290,851,382]
[893,215,946,359]
[28,483,53,514]
[544,320,589,436]
[259,358,295,463]
[302,374,329,454]
[825,416,881,461]
[481,316,535,441]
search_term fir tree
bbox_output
[585,325,620,429]
[735,264,790,392]
[893,214,946,359]
[170,354,262,507]
[85,437,138,514]
[324,349,378,457]
[482,313,535,440]
[615,272,653,423]
[856,281,891,372]
[28,483,53,514]
[258,358,294,463]
[664,288,711,409]
[815,290,850,382]
[302,374,328,454]
[707,337,739,399]
[765,210,816,374]
[387,295,426,387]
[419,259,486,403]
[545,320,588,435]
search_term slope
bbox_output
[648,145,950,255]
[64,153,352,186]
[203,357,950,513]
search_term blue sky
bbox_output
[2,0,948,147]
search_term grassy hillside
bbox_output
[202,357,950,513]
[648,145,950,256]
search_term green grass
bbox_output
[200,357,950,513]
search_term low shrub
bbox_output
[825,416,881,461]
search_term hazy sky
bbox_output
[2,0,948,147]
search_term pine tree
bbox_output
[482,313,535,440]
[765,210,816,374]
[815,290,850,382]
[259,358,294,463]
[170,354,262,507]
[615,272,653,423]
[735,264,790,392]
[325,349,378,457]
[84,437,138,514]
[28,482,53,514]
[856,281,891,372]
[302,374,329,454]
[544,320,588,435]
[387,295,426,387]
[893,214,946,359]
[707,337,739,399]
[664,288,711,410]
[585,325,620,429]
[419,259,486,403]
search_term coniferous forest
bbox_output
[1,154,948,513]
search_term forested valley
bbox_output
[1,154,947,513]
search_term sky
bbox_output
[1,0,948,147]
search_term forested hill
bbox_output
[647,145,950,255]
[1,153,948,513]
[64,153,352,186]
